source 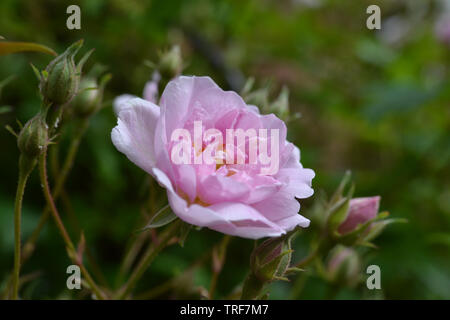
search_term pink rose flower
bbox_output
[338,196,380,234]
[112,76,314,239]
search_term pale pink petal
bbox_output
[160,76,219,138]
[338,196,380,234]
[197,174,250,204]
[208,202,286,239]
[111,98,160,174]
[113,94,137,116]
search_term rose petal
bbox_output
[111,98,160,174]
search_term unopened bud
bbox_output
[268,86,290,120]
[17,114,48,159]
[250,235,293,283]
[71,77,99,118]
[39,40,92,106]
[338,196,381,235]
[242,234,294,299]
[158,46,183,81]
[326,246,360,287]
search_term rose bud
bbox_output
[39,40,92,106]
[268,86,290,121]
[70,77,98,116]
[17,114,48,159]
[143,71,160,104]
[435,15,450,46]
[71,73,110,119]
[158,45,183,82]
[241,234,296,299]
[326,246,361,287]
[338,196,380,235]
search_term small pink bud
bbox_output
[327,246,360,287]
[338,196,380,234]
[435,15,450,45]
[143,72,160,104]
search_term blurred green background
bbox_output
[0,0,449,299]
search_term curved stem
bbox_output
[209,235,230,299]
[11,155,35,299]
[295,235,331,269]
[116,220,180,299]
[21,119,89,263]
[38,148,106,300]
[240,273,264,300]
[295,249,319,269]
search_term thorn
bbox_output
[285,267,304,274]
[5,125,18,137]
[16,119,23,129]
[76,48,94,72]
[30,63,42,81]
[49,133,61,142]
[273,276,290,282]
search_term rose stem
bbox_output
[38,147,106,300]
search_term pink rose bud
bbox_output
[327,246,360,287]
[435,15,450,45]
[242,234,294,299]
[142,71,160,104]
[158,46,183,81]
[338,196,380,234]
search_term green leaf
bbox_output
[177,221,192,247]
[29,63,42,81]
[330,170,352,204]
[427,233,450,247]
[0,105,12,114]
[363,217,407,243]
[0,75,15,99]
[143,204,177,229]
[0,41,56,56]
[327,197,350,233]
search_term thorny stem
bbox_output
[240,273,265,300]
[38,148,106,300]
[134,250,211,300]
[116,220,181,299]
[209,235,231,299]
[116,177,156,287]
[21,119,89,263]
[11,155,35,299]
[60,189,109,287]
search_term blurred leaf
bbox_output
[0,41,56,56]
[0,106,12,114]
[327,197,349,233]
[363,83,439,121]
[143,204,177,229]
[177,222,192,247]
[0,75,15,98]
[355,38,396,66]
[427,233,450,248]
